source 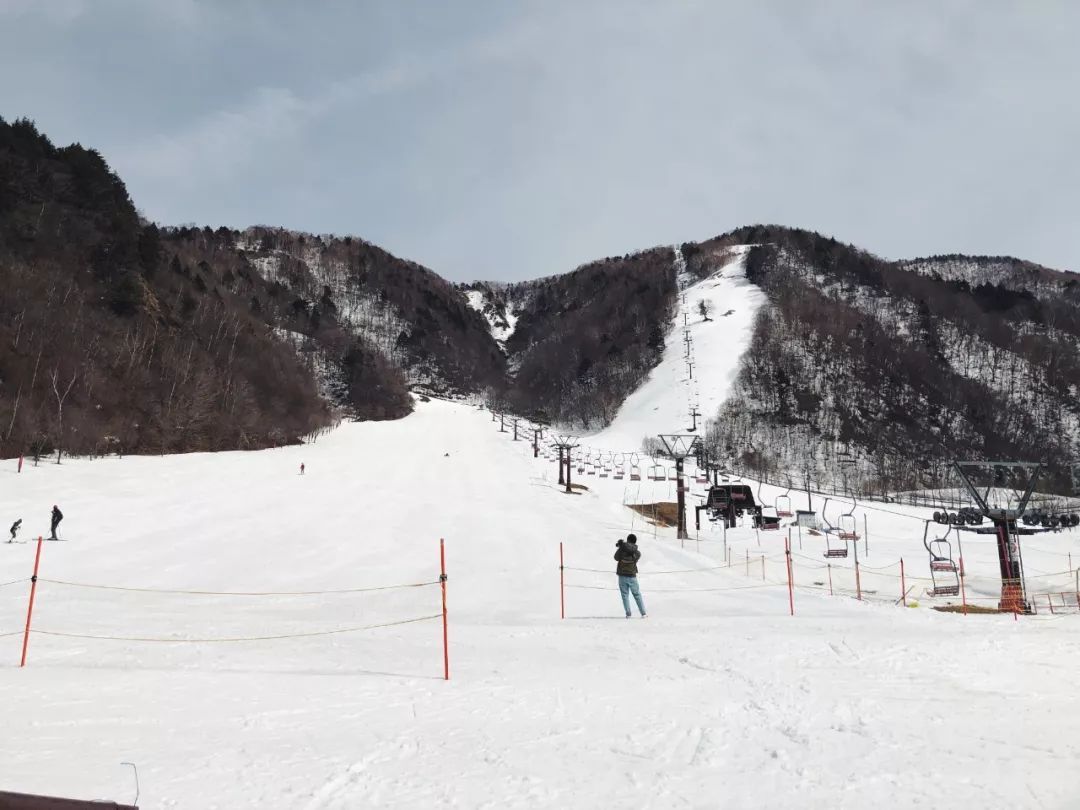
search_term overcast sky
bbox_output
[2,1,1077,280]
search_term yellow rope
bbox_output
[30,613,442,643]
[37,578,440,597]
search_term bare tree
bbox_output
[698,300,712,322]
[50,367,77,463]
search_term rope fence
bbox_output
[560,531,1080,619]
[2,536,454,679]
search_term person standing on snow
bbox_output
[50,505,63,540]
[614,534,647,618]
[9,518,21,542]
[300,462,305,475]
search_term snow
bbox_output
[3,399,1080,808]
[464,289,517,347]
[584,246,766,453]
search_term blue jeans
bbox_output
[619,575,646,616]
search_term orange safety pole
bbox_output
[828,563,833,596]
[1046,593,1054,615]
[960,556,968,616]
[855,561,862,601]
[20,536,43,668]
[559,542,565,620]
[900,558,906,606]
[784,537,794,616]
[440,538,449,681]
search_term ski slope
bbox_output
[2,400,1080,808]
[586,245,764,452]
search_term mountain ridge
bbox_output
[2,116,1077,493]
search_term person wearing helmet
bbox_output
[614,533,647,618]
[50,504,63,540]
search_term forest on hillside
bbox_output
[698,226,1080,494]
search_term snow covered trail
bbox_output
[586,246,765,453]
[1,401,1079,808]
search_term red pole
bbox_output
[855,561,862,601]
[900,558,906,606]
[559,542,565,620]
[440,538,449,681]
[828,563,833,596]
[960,555,968,616]
[1047,593,1055,615]
[20,536,43,668]
[785,537,794,616]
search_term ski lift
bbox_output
[837,496,859,541]
[695,467,709,485]
[577,450,587,475]
[668,466,679,481]
[630,454,642,482]
[599,453,611,478]
[824,533,848,558]
[775,479,793,518]
[923,522,960,597]
[613,453,625,480]
[649,463,666,482]
[820,497,849,558]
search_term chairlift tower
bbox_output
[553,435,579,494]
[687,407,700,433]
[658,433,701,540]
[953,461,1043,613]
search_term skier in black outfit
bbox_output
[50,505,62,540]
[9,519,20,542]
[614,533,647,618]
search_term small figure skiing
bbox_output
[614,533,647,618]
[9,518,21,542]
[50,505,63,540]
[299,462,305,476]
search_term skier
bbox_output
[614,534,647,618]
[299,462,305,476]
[9,519,21,542]
[49,505,63,540]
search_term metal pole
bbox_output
[900,558,906,606]
[559,542,565,620]
[557,446,565,486]
[676,457,688,540]
[20,536,43,667]
[440,538,449,681]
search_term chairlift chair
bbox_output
[649,464,666,482]
[824,533,849,558]
[923,522,960,597]
[630,454,642,482]
[613,453,625,480]
[775,494,793,518]
[837,496,860,541]
[668,466,679,481]
[599,454,610,478]
[838,514,859,541]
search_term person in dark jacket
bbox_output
[9,518,21,542]
[614,534,647,618]
[50,505,63,540]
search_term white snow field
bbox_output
[3,399,1080,808]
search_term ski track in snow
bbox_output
[1,403,1079,800]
